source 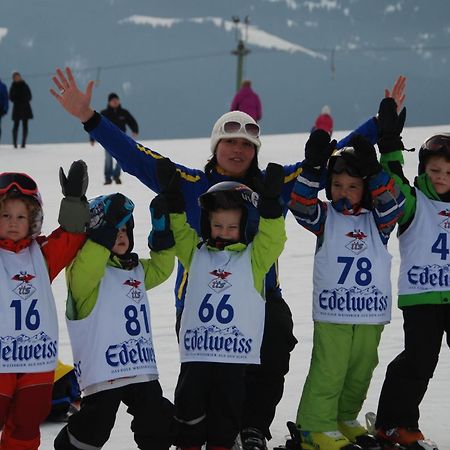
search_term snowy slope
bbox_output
[1,124,449,449]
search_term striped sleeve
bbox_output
[288,165,328,236]
[367,170,405,244]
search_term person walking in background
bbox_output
[311,105,334,136]
[0,76,8,144]
[91,92,139,185]
[230,80,262,123]
[8,72,33,148]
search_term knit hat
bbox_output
[210,111,261,154]
[108,92,119,102]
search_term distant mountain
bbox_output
[1,0,449,144]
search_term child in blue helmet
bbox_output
[154,158,286,450]
[288,129,405,450]
[54,193,176,450]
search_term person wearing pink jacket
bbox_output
[230,80,262,122]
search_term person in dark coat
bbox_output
[91,93,139,185]
[9,72,33,148]
[0,77,9,144]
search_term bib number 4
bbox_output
[431,233,450,260]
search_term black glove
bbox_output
[89,193,133,250]
[377,97,407,154]
[58,160,90,233]
[59,160,89,198]
[303,129,337,169]
[253,163,285,219]
[349,134,382,178]
[156,158,185,213]
[148,195,175,251]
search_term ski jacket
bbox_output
[0,79,8,116]
[83,112,378,310]
[230,86,262,122]
[288,164,405,246]
[381,150,450,307]
[0,227,86,282]
[100,105,139,134]
[9,80,33,121]
[66,239,175,320]
[170,213,286,296]
[312,113,334,135]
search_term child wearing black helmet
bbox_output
[0,163,89,450]
[154,158,286,450]
[54,193,176,450]
[373,98,448,449]
[288,129,405,450]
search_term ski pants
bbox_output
[174,362,246,448]
[242,295,297,439]
[54,380,174,450]
[376,304,450,430]
[104,151,121,182]
[0,371,53,450]
[297,322,384,432]
[12,119,28,147]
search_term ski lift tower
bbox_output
[231,15,250,92]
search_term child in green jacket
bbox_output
[374,97,444,449]
[54,193,175,450]
[155,158,286,450]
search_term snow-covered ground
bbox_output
[1,124,449,449]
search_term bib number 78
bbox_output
[337,256,372,286]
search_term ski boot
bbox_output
[338,419,381,450]
[276,421,364,450]
[375,427,439,450]
[240,427,268,450]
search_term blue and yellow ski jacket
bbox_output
[84,113,378,310]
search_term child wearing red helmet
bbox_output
[0,163,89,450]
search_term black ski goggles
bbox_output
[0,172,38,195]
[331,155,361,178]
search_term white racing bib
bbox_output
[399,189,450,294]
[67,264,157,391]
[0,242,58,373]
[312,205,392,324]
[179,244,265,364]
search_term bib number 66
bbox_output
[199,294,234,324]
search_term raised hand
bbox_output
[253,162,285,219]
[377,97,407,154]
[304,129,337,170]
[148,195,175,251]
[58,160,90,233]
[384,75,406,112]
[155,158,185,213]
[59,160,89,198]
[50,67,95,122]
[349,134,381,178]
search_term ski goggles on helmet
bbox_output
[330,154,361,178]
[421,134,450,153]
[0,172,38,196]
[221,121,260,138]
